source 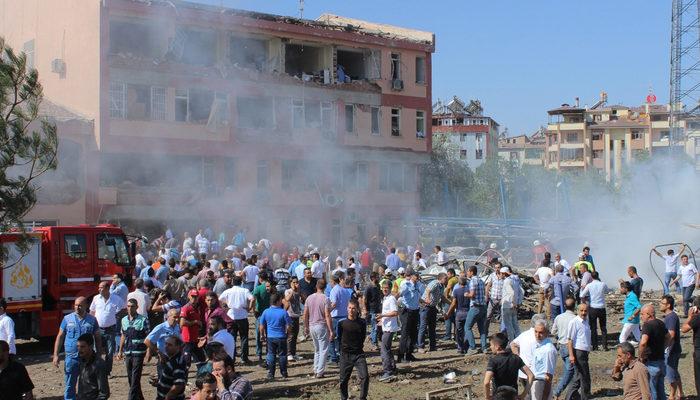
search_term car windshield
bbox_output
[97,234,131,266]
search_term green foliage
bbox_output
[0,37,58,260]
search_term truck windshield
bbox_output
[97,234,131,266]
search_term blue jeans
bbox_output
[501,305,520,342]
[266,337,288,377]
[554,344,574,396]
[664,272,679,295]
[368,312,378,345]
[329,316,343,362]
[417,306,438,350]
[64,354,80,400]
[98,325,118,376]
[683,286,695,316]
[646,359,667,400]
[443,308,455,340]
[255,316,263,358]
[464,305,487,351]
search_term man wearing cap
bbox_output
[398,269,424,363]
[392,267,406,294]
[180,289,206,370]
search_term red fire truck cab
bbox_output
[0,224,134,338]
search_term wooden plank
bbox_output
[425,383,472,400]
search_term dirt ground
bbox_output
[20,292,700,399]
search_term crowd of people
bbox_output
[4,228,700,400]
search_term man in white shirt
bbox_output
[377,281,399,382]
[126,278,151,317]
[207,316,235,358]
[89,281,126,377]
[501,266,523,341]
[554,253,570,272]
[580,271,608,351]
[534,261,554,318]
[311,253,325,280]
[653,244,685,295]
[182,232,193,253]
[0,298,16,355]
[511,313,546,387]
[196,235,210,257]
[242,262,260,292]
[670,254,698,316]
[531,319,558,400]
[566,303,592,400]
[434,245,447,266]
[414,251,427,270]
[551,298,577,398]
[219,276,255,363]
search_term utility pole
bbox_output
[299,0,305,19]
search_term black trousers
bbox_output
[398,308,419,359]
[125,354,145,400]
[287,317,300,356]
[694,351,700,397]
[339,352,369,400]
[229,318,250,361]
[184,341,206,370]
[588,307,607,349]
[566,349,590,400]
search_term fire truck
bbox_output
[0,224,134,338]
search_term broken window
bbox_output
[336,49,367,80]
[344,162,369,191]
[189,89,214,123]
[281,160,296,190]
[415,57,426,84]
[321,102,335,132]
[305,100,321,128]
[100,153,203,187]
[110,20,165,58]
[357,162,369,190]
[460,150,467,159]
[403,164,417,192]
[224,158,236,189]
[292,99,304,129]
[391,108,401,136]
[257,160,268,188]
[126,84,151,120]
[285,44,324,77]
[416,110,425,138]
[345,104,354,133]
[229,36,268,71]
[151,87,167,121]
[23,40,35,69]
[109,81,126,119]
[175,89,189,122]
[237,97,274,129]
[371,107,380,135]
[207,92,229,131]
[391,53,401,80]
[389,162,403,192]
[169,28,217,67]
[202,158,215,189]
[330,163,343,191]
[379,163,389,191]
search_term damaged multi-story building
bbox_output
[545,92,677,182]
[431,96,500,169]
[0,0,435,244]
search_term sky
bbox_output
[201,0,671,137]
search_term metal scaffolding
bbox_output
[669,0,700,148]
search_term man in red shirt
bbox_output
[180,289,206,370]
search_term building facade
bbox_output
[545,92,678,182]
[0,0,435,245]
[432,96,499,169]
[498,127,546,166]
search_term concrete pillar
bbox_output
[614,138,622,182]
[625,132,632,165]
[604,131,611,182]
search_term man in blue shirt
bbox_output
[329,273,354,363]
[144,308,182,380]
[259,293,292,380]
[464,265,488,354]
[52,297,102,400]
[398,270,424,363]
[385,248,401,272]
[620,281,641,344]
[548,265,575,320]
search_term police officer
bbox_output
[53,296,102,400]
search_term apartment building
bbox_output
[0,0,435,245]
[432,96,499,169]
[498,127,546,166]
[545,92,677,182]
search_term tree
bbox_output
[0,37,58,259]
[420,134,474,216]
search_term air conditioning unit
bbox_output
[51,58,66,74]
[392,79,404,91]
